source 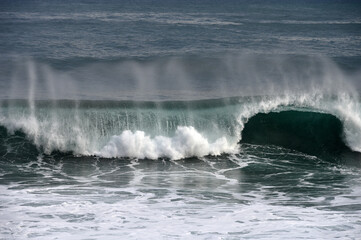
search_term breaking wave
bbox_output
[1,53,361,160]
[1,94,361,160]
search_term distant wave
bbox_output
[2,12,360,25]
[0,12,242,26]
[256,20,361,25]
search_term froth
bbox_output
[97,126,237,160]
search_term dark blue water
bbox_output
[1,1,361,239]
[1,0,361,59]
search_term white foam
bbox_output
[97,126,237,160]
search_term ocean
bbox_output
[1,0,361,239]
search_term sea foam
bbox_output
[97,126,236,160]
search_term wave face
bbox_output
[1,94,361,160]
[240,111,349,157]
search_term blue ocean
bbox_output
[1,0,361,239]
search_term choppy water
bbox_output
[1,148,361,239]
[1,0,361,239]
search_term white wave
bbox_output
[0,12,242,26]
[1,94,361,159]
[257,20,361,25]
[278,36,361,43]
[0,106,239,159]
[97,126,237,160]
[3,12,359,25]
